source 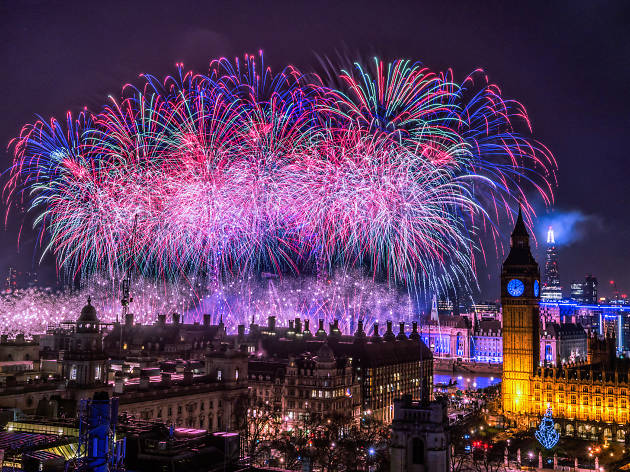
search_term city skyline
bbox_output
[1,4,630,472]
[1,2,629,299]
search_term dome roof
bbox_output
[78,297,99,323]
[316,342,335,363]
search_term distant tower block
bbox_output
[541,226,562,301]
[501,208,540,419]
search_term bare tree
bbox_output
[234,394,283,466]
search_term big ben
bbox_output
[501,207,540,417]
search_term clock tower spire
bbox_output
[501,207,540,420]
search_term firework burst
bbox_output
[5,52,556,301]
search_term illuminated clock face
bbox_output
[507,279,525,297]
[534,280,540,297]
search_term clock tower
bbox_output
[501,208,540,419]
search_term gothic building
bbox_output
[501,208,541,416]
[502,211,630,442]
[389,395,449,472]
[62,298,108,388]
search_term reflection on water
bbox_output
[434,373,501,390]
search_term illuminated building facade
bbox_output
[239,318,433,424]
[501,208,541,416]
[420,316,471,358]
[502,215,630,441]
[470,320,502,363]
[248,343,361,430]
[570,281,584,302]
[540,323,587,366]
[541,226,562,301]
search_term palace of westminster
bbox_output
[0,207,628,450]
[502,208,630,442]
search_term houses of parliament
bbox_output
[502,209,630,442]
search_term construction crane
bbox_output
[118,215,138,356]
[120,215,138,323]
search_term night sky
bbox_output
[1,0,629,299]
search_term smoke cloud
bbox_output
[537,210,601,247]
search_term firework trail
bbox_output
[0,275,200,336]
[5,52,556,307]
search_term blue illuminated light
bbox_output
[507,279,525,297]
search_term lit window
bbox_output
[70,365,77,380]
[217,370,222,381]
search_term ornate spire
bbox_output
[546,226,555,245]
[511,206,530,248]
[504,205,537,266]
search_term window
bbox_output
[94,365,101,380]
[412,438,424,465]
[235,368,239,381]
[70,365,77,381]
[178,406,182,415]
[217,370,222,381]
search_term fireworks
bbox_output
[0,276,199,336]
[0,270,412,337]
[6,52,556,299]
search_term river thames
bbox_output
[434,372,501,390]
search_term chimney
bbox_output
[203,314,211,326]
[288,320,295,337]
[355,319,365,338]
[303,319,312,338]
[372,322,381,341]
[237,325,245,338]
[330,319,341,337]
[1,335,7,344]
[157,314,166,325]
[410,321,420,341]
[383,320,396,341]
[125,313,134,327]
[397,322,407,340]
[316,319,327,338]
[295,318,302,334]
[268,316,276,332]
[172,313,181,325]
[16,333,25,344]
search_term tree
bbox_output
[469,444,506,472]
[535,407,560,450]
[234,394,283,466]
[273,411,390,471]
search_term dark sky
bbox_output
[1,0,629,299]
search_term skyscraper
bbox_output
[541,226,562,301]
[583,275,598,304]
[570,280,584,302]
